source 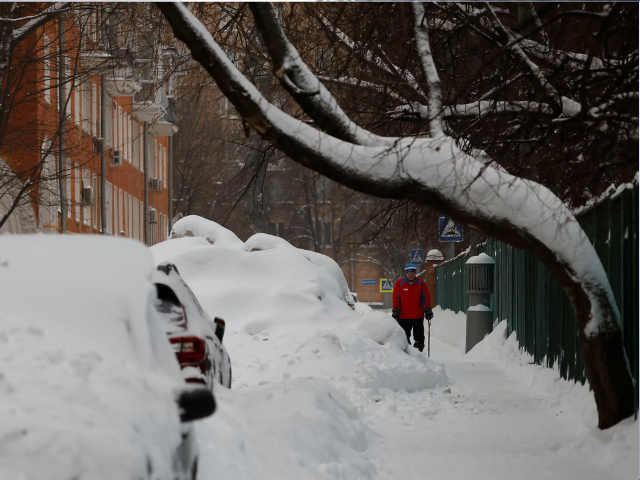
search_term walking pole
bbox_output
[427,319,431,357]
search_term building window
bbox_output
[162,145,167,188]
[128,193,133,238]
[82,77,91,133]
[91,82,97,136]
[105,98,112,147]
[106,182,112,234]
[315,219,332,247]
[268,222,285,238]
[133,121,139,169]
[133,197,139,240]
[73,163,81,223]
[92,173,98,230]
[82,168,91,226]
[119,188,124,235]
[43,35,50,104]
[73,71,80,126]
[65,158,71,218]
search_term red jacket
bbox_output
[393,276,430,319]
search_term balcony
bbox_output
[105,77,141,98]
[149,120,178,137]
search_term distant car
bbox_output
[0,236,215,480]
[153,262,232,389]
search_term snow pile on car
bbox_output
[151,216,449,478]
[0,236,186,480]
[169,214,244,248]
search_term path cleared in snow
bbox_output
[195,312,636,480]
[367,335,630,480]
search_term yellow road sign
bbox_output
[380,278,394,292]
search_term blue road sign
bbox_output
[380,279,394,292]
[439,217,463,242]
[411,249,424,264]
[361,279,377,285]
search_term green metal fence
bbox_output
[435,185,638,396]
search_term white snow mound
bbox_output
[169,215,243,248]
[151,216,450,477]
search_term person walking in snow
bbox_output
[391,263,433,352]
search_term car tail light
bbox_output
[169,336,206,365]
[185,378,207,386]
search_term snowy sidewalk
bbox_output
[365,335,626,480]
[150,231,635,480]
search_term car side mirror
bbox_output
[214,317,225,342]
[177,387,216,423]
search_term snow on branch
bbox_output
[248,3,393,148]
[411,2,444,136]
[318,15,427,103]
[318,75,409,104]
[10,3,70,46]
[483,2,580,116]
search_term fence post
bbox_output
[465,253,495,353]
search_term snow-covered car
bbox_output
[0,236,215,480]
[347,292,356,310]
[153,262,232,389]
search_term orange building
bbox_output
[0,6,177,246]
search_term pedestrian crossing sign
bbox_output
[439,217,464,242]
[411,249,423,264]
[380,279,393,292]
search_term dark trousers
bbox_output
[398,318,425,347]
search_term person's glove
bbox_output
[424,307,434,320]
[392,308,401,320]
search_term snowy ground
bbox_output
[153,217,637,480]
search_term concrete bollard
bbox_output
[465,253,495,353]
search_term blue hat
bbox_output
[405,263,417,273]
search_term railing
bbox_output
[435,184,638,400]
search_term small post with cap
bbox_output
[465,253,495,353]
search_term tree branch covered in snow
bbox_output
[411,2,444,137]
[157,1,636,429]
[247,3,393,148]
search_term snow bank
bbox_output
[355,312,408,351]
[151,217,450,477]
[169,215,243,248]
[353,302,373,316]
[464,321,638,479]
[429,306,468,353]
[196,379,374,480]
